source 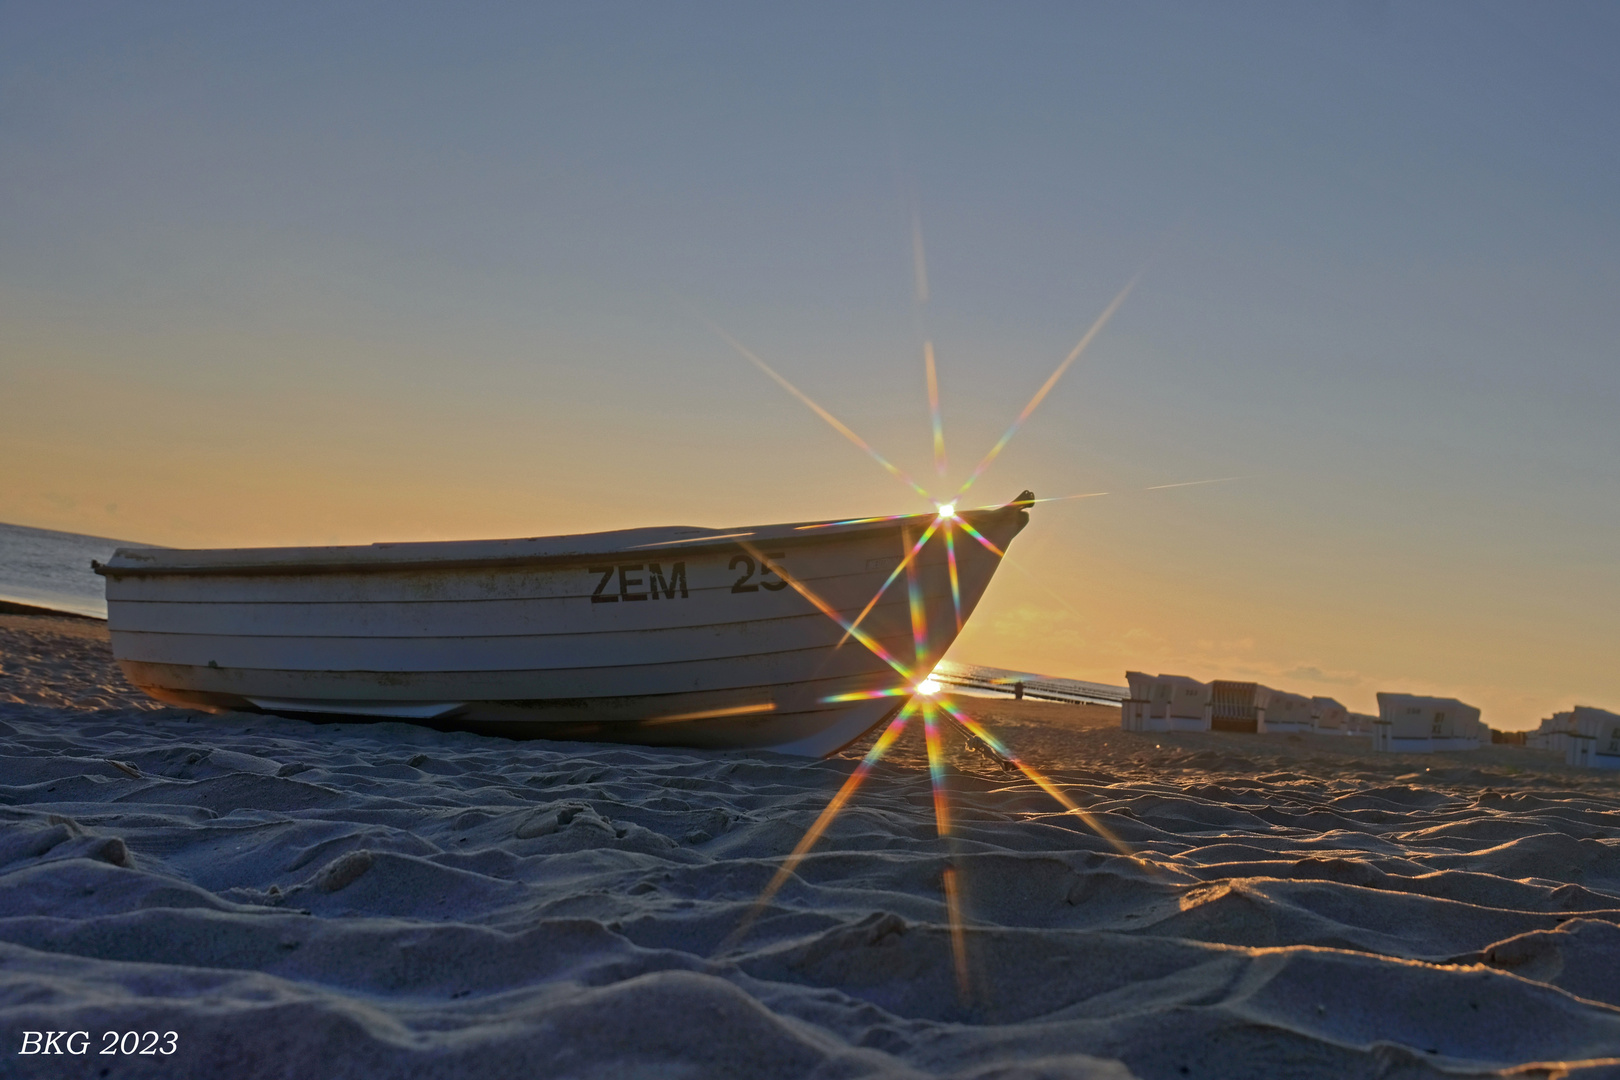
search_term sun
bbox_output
[712,245,1150,1003]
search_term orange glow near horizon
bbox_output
[4,11,1613,739]
[0,279,1598,729]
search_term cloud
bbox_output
[990,605,1090,651]
[1281,665,1362,687]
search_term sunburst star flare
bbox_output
[955,273,1141,502]
[719,703,917,952]
[712,324,934,502]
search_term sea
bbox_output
[933,659,1128,705]
[0,521,145,619]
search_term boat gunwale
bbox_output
[95,504,1024,580]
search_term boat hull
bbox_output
[101,500,1029,756]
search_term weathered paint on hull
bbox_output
[102,501,1029,756]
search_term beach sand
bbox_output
[4,613,1620,1078]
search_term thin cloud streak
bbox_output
[1143,477,1244,491]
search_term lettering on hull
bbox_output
[589,556,783,603]
[591,561,689,602]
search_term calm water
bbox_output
[934,659,1127,703]
[0,521,147,618]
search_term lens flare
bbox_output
[955,273,1140,502]
[838,519,938,648]
[936,699,1140,861]
[642,702,776,726]
[941,863,971,1002]
[705,210,1168,993]
[720,704,915,951]
[923,701,951,835]
[905,525,929,664]
[923,700,971,1002]
[944,520,962,632]
[713,325,934,503]
[953,518,1006,559]
[737,541,913,681]
[821,686,911,703]
[925,341,948,479]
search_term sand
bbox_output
[4,614,1620,1078]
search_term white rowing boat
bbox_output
[96,494,1031,756]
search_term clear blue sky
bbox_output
[3,2,1617,727]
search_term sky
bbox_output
[2,2,1617,729]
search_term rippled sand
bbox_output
[4,613,1620,1079]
